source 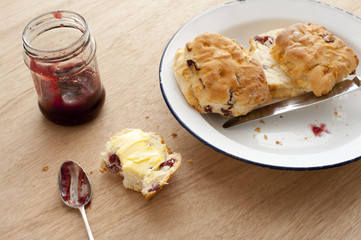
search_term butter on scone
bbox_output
[270,23,359,96]
[249,29,308,98]
[100,128,181,199]
[173,32,271,117]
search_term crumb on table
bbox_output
[42,166,49,171]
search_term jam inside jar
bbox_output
[22,10,105,125]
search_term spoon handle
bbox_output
[79,205,95,240]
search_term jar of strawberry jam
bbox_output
[22,10,105,125]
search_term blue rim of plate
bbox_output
[159,0,361,170]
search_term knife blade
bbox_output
[223,76,361,128]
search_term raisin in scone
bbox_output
[100,128,181,199]
[173,32,271,117]
[249,29,307,98]
[270,23,359,96]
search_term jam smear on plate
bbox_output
[310,123,330,137]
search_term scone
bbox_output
[173,32,271,117]
[249,29,308,98]
[100,128,181,199]
[270,23,359,96]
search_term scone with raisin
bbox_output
[249,29,307,98]
[270,23,359,96]
[173,32,271,117]
[100,128,181,199]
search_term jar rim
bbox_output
[22,10,90,57]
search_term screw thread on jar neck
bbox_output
[22,10,92,64]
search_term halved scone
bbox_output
[249,28,307,98]
[100,128,181,199]
[270,23,359,96]
[173,32,271,117]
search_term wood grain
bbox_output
[1,0,361,239]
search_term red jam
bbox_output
[107,153,122,173]
[59,161,90,206]
[310,123,330,137]
[159,158,176,169]
[23,11,105,126]
[254,35,274,45]
[30,58,105,125]
[52,12,62,19]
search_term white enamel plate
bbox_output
[159,0,361,169]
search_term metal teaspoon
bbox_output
[58,160,94,240]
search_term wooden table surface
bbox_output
[1,0,361,239]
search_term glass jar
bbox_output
[22,10,105,125]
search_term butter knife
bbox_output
[223,76,361,128]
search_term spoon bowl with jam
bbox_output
[58,160,94,240]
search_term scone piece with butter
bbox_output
[249,29,308,98]
[270,23,359,96]
[173,32,271,117]
[100,128,181,199]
